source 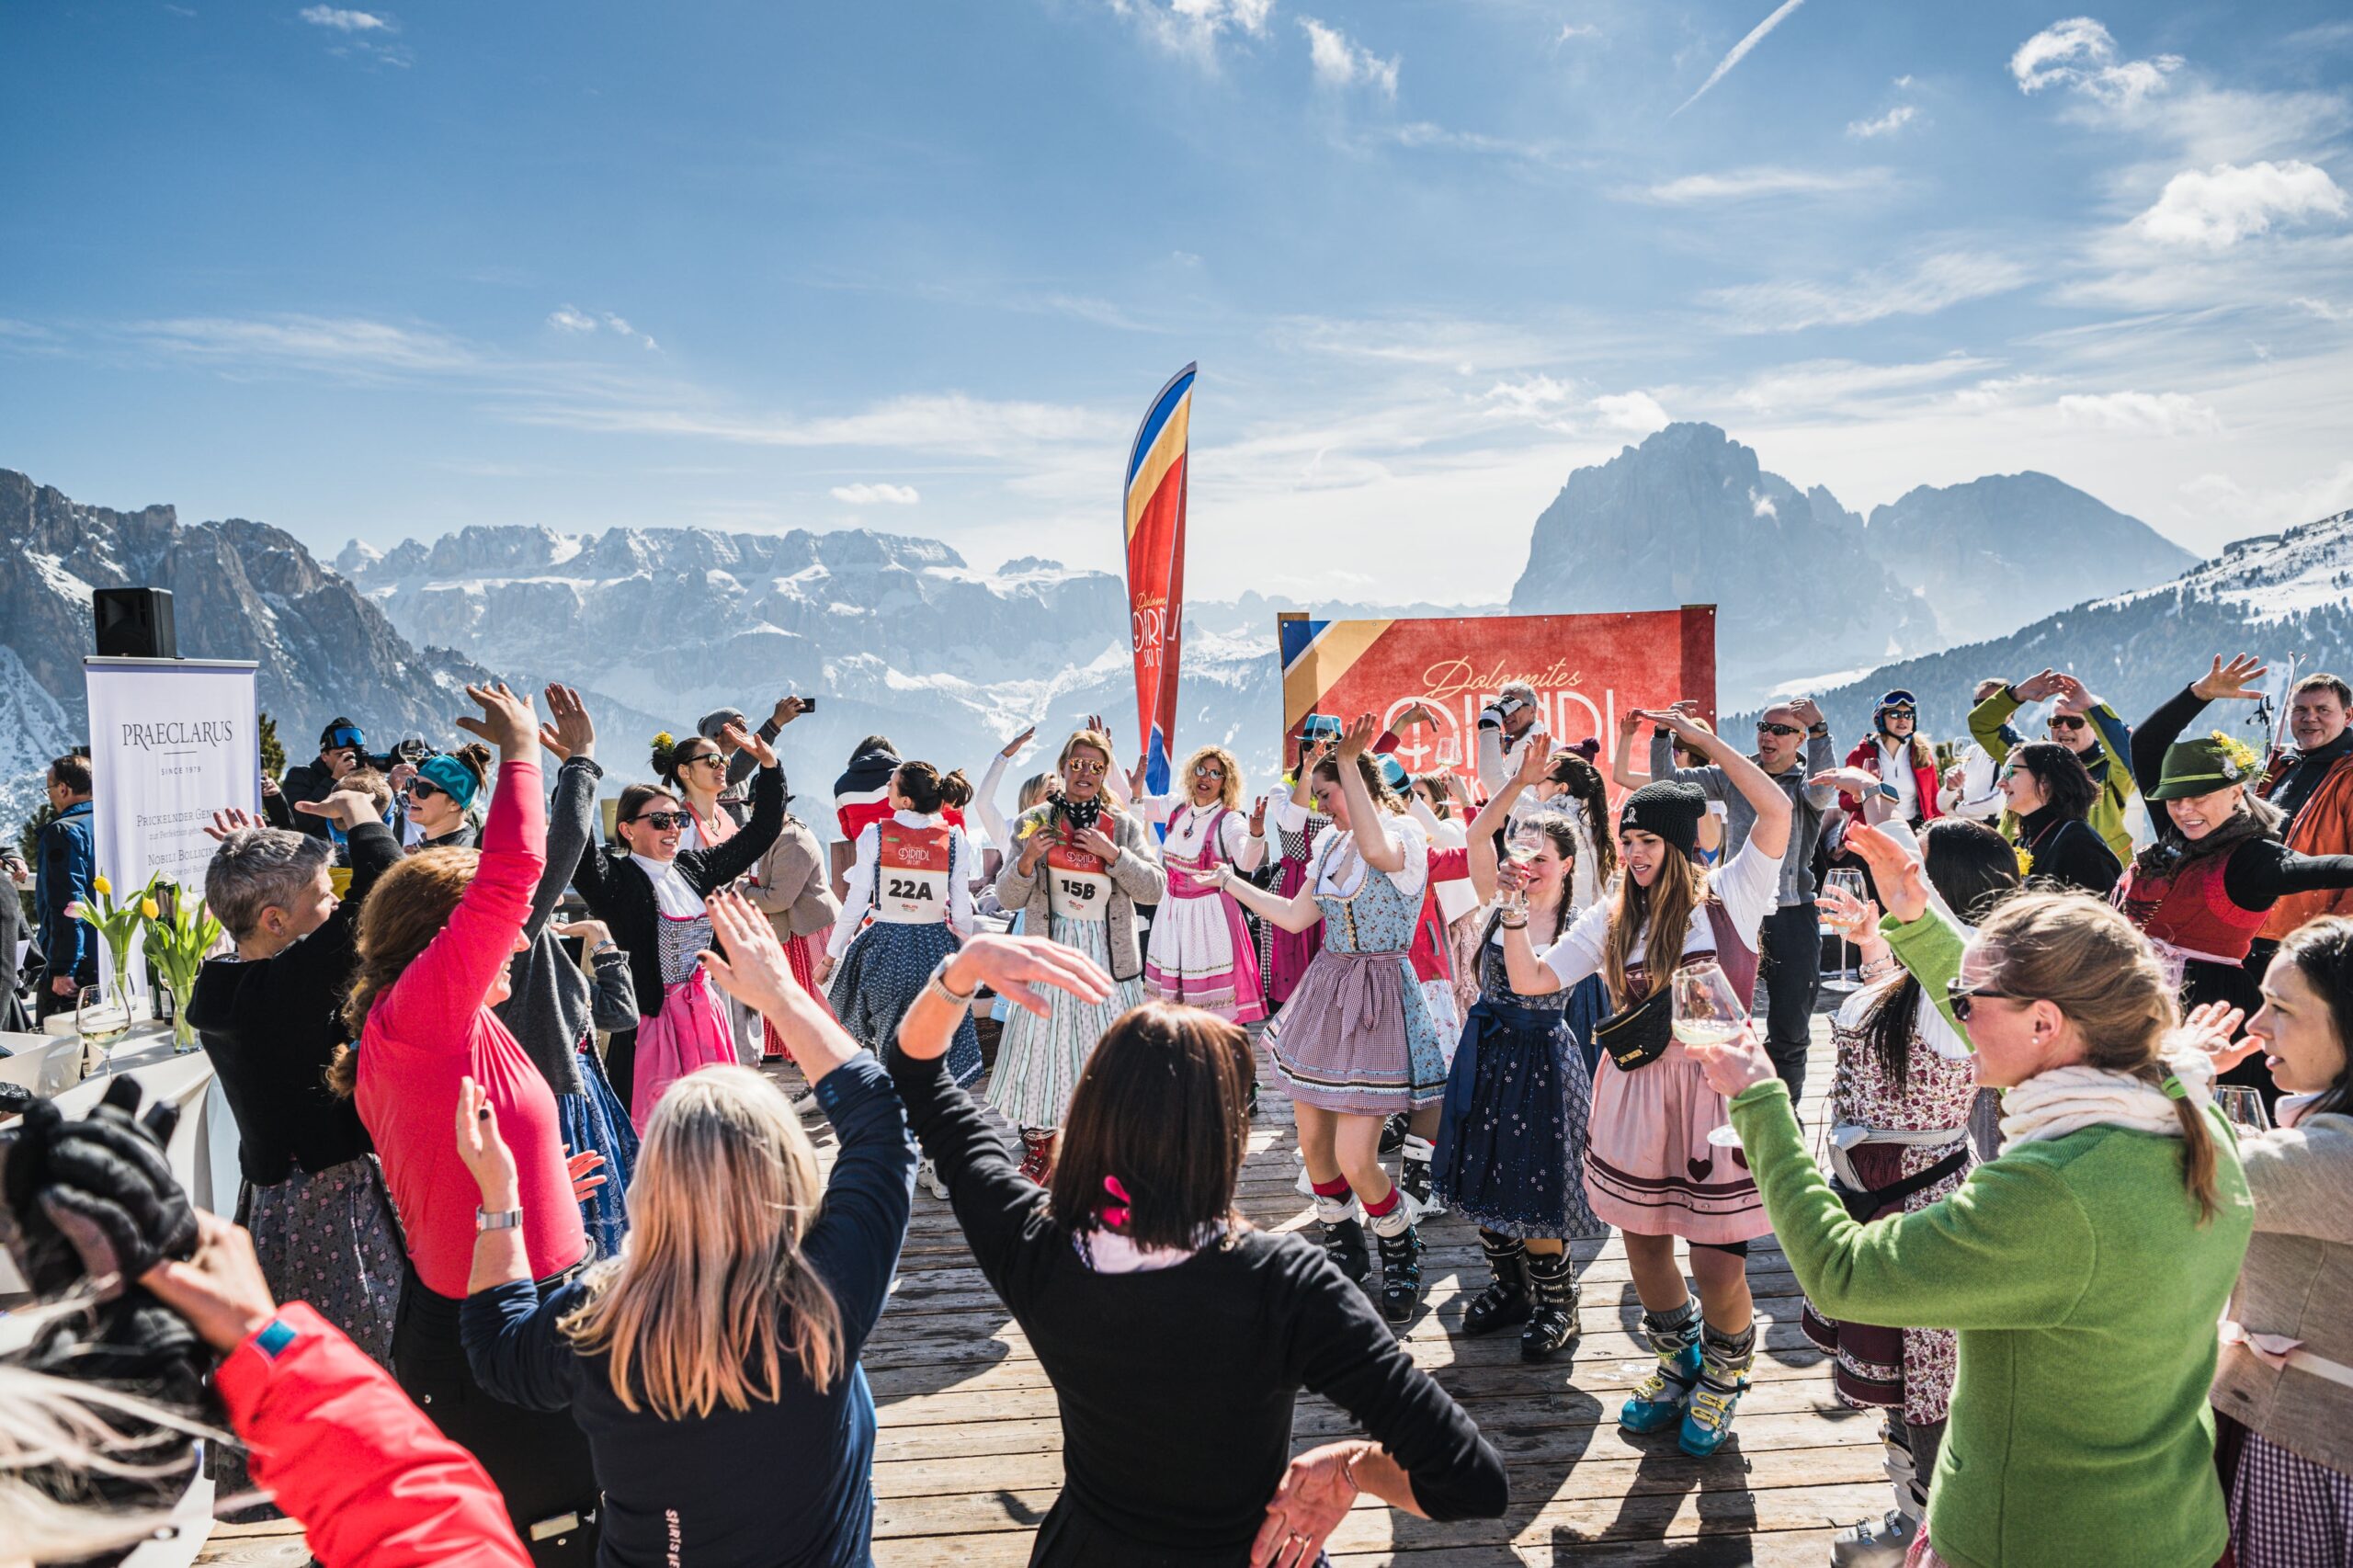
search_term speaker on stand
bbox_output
[93,587,177,658]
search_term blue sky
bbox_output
[5,0,2349,602]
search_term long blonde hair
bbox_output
[1601,846,1703,1007]
[559,1067,845,1416]
[1177,744,1244,810]
[1975,892,2224,1222]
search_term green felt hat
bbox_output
[2147,732,2259,801]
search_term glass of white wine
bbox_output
[1821,868,1869,993]
[2213,1085,2272,1133]
[1671,959,1751,1149]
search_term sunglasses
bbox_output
[404,778,443,801]
[1882,706,1917,719]
[1066,759,1108,777]
[679,752,724,770]
[1756,721,1803,738]
[632,812,689,830]
[2049,715,2088,731]
[1945,979,2019,1021]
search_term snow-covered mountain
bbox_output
[1511,424,2194,702]
[1791,507,2353,745]
[0,468,497,831]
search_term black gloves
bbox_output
[0,1074,199,1299]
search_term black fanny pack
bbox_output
[1592,987,1674,1072]
[1827,1146,1970,1222]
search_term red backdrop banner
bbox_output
[1276,607,1717,779]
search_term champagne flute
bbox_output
[75,982,131,1079]
[1671,960,1751,1148]
[1821,868,1869,993]
[2213,1086,2272,1133]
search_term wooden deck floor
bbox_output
[203,1016,1866,1567]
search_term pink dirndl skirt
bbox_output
[1143,886,1267,1024]
[761,930,835,1061]
[632,968,733,1131]
[1265,856,1324,1006]
[1584,1041,1772,1246]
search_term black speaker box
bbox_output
[93,587,178,658]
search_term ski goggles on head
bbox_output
[1877,689,1917,710]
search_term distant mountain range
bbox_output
[5,430,2315,836]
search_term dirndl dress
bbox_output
[991,837,1142,1129]
[1264,834,1446,1116]
[1799,993,1974,1426]
[557,1038,639,1260]
[827,828,982,1087]
[631,912,736,1131]
[1583,950,1773,1246]
[1432,925,1608,1240]
[1262,810,1329,1006]
[1143,803,1267,1024]
[762,929,836,1060]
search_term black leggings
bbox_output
[393,1265,602,1565]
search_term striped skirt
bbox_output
[988,916,1142,1131]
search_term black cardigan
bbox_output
[570,764,785,1018]
[886,1046,1508,1564]
[188,822,402,1186]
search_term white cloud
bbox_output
[2010,17,2180,110]
[1592,391,1669,434]
[515,392,1125,457]
[1950,373,2054,411]
[1301,17,1398,97]
[1846,105,1916,139]
[2131,160,2349,249]
[1555,23,1598,43]
[2056,390,2224,435]
[299,6,391,30]
[1731,354,2000,414]
[2183,464,2353,535]
[1749,487,1778,517]
[546,306,660,350]
[126,314,472,376]
[1480,375,1574,415]
[1635,165,1889,204]
[830,483,921,506]
[1675,0,1806,117]
[1707,251,2029,333]
[1104,0,1272,65]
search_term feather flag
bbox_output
[1124,363,1195,800]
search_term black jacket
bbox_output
[188,822,401,1187]
[571,765,786,1019]
[278,758,345,840]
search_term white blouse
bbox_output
[630,853,709,919]
[1539,835,1778,989]
[1310,813,1429,903]
[1142,795,1267,873]
[825,809,978,958]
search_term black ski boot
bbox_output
[1379,1112,1409,1154]
[1461,1233,1530,1336]
[1320,1217,1371,1287]
[1520,1249,1581,1361]
[1375,1224,1426,1326]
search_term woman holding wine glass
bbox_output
[1495,707,1790,1458]
[1429,737,1609,1361]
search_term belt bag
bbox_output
[1826,1146,1969,1222]
[1593,987,1673,1072]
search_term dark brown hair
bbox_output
[893,760,973,814]
[1546,754,1618,887]
[2008,741,2098,820]
[1047,1002,1256,1252]
[1310,752,1403,814]
[330,847,480,1095]
[47,754,92,795]
[615,784,681,848]
[2293,673,2352,709]
[2273,915,2353,1119]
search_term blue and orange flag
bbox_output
[1124,363,1195,800]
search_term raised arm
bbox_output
[1666,710,1790,861]
[529,756,602,942]
[1611,712,1654,790]
[1206,853,1324,933]
[1468,733,1549,904]
[1335,715,1404,874]
[685,734,784,894]
[825,825,880,960]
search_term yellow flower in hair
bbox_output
[2016,847,2035,878]
[653,731,675,750]
[2207,730,2260,778]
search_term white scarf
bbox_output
[1999,1047,2215,1146]
[630,853,707,918]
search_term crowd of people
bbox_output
[5,655,2352,1568]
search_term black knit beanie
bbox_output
[1620,781,1707,857]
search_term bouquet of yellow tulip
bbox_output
[143,881,224,1055]
[70,871,162,1048]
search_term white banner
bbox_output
[83,657,261,1002]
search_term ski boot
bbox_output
[1678,1320,1756,1458]
[1520,1250,1580,1361]
[1620,1299,1703,1434]
[1460,1233,1530,1337]
[1374,1224,1426,1326]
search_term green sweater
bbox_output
[1733,921,2253,1568]
[1969,687,2138,865]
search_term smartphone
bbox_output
[796,697,818,712]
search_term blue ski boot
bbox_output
[1678,1320,1756,1458]
[1620,1299,1704,1434]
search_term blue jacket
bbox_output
[36,800,97,983]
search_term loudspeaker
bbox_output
[93,587,177,659]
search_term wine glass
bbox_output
[1671,960,1750,1148]
[1821,869,1869,993]
[75,983,131,1079]
[2213,1086,2272,1134]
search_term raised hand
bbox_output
[1000,724,1038,760]
[1815,881,1880,936]
[454,1075,519,1205]
[2009,670,2065,703]
[551,917,612,950]
[2175,1000,2251,1064]
[454,682,539,757]
[2050,673,2096,714]
[1687,1020,1778,1099]
[293,789,381,831]
[1787,697,1824,729]
[771,696,810,727]
[698,890,803,1019]
[203,806,262,842]
[1512,731,1552,787]
[2192,653,2270,703]
[1809,767,1881,800]
[1846,823,1929,923]
[1336,712,1379,762]
[939,933,1115,1024]
[538,684,596,762]
[1248,796,1268,837]
[566,1150,608,1202]
[721,720,778,769]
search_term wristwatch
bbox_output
[1807,722,1830,738]
[1875,781,1902,802]
[926,954,977,1009]
[476,1207,523,1233]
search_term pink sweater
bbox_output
[357,758,586,1298]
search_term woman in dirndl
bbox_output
[995,729,1168,1180]
[1498,707,1789,1460]
[1432,734,1608,1362]
[1141,744,1268,1022]
[820,758,981,1082]
[1258,725,1339,1006]
[570,722,785,1130]
[1207,714,1444,1328]
[1804,817,2019,1566]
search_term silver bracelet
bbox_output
[926,955,976,1011]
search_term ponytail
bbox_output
[893,760,964,815]
[938,768,973,811]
